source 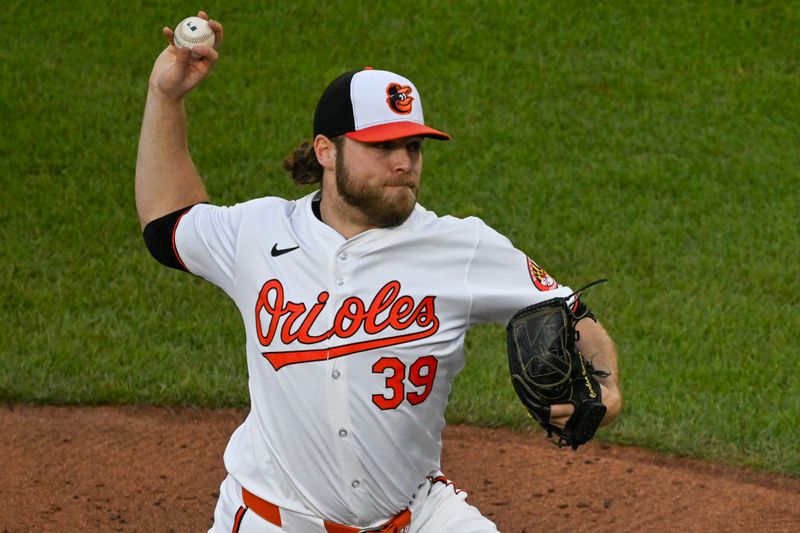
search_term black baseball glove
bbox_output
[506,281,609,449]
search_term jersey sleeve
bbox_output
[173,202,246,295]
[465,218,574,326]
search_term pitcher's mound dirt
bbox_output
[1,405,798,532]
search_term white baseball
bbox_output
[173,16,215,57]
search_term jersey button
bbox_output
[338,251,348,260]
[332,370,341,380]
[351,480,360,489]
[335,278,344,286]
[338,429,348,438]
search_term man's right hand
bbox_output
[149,11,224,102]
[135,11,221,227]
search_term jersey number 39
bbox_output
[371,356,439,410]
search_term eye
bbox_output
[407,140,423,153]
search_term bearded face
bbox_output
[333,138,422,228]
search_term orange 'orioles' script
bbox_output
[255,279,439,370]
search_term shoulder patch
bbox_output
[527,257,559,292]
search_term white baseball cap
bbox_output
[313,67,451,142]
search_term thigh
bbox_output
[412,477,499,533]
[209,475,284,533]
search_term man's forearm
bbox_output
[576,318,622,425]
[135,88,209,229]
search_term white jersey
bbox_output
[174,190,573,526]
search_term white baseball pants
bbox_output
[208,474,499,533]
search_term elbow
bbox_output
[141,205,195,271]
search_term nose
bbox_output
[389,146,413,173]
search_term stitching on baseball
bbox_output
[176,24,214,45]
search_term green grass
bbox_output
[2,1,798,476]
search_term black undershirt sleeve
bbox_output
[142,204,204,271]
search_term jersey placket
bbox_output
[324,242,368,517]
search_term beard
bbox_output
[335,149,419,228]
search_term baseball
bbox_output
[173,16,215,56]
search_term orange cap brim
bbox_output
[346,121,451,142]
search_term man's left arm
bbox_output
[576,318,622,426]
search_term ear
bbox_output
[314,135,338,171]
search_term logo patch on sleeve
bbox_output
[527,257,559,291]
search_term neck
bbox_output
[318,187,376,240]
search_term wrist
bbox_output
[599,383,622,426]
[146,84,186,108]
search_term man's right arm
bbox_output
[135,12,223,229]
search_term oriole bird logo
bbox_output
[386,83,414,114]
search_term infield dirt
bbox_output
[1,405,798,532]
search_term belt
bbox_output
[241,487,412,533]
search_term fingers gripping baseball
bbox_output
[150,11,224,102]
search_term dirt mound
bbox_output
[1,405,797,532]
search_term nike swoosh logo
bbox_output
[271,244,300,257]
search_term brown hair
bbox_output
[283,137,343,186]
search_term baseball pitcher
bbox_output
[135,12,622,533]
